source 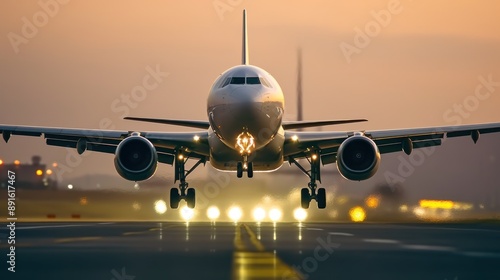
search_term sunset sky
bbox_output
[1,1,499,202]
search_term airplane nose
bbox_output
[229,86,262,103]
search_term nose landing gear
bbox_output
[236,156,253,178]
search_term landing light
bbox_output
[67,184,74,190]
[207,206,220,220]
[193,135,200,142]
[154,200,167,214]
[180,206,195,221]
[269,208,282,222]
[228,206,243,222]
[252,207,266,222]
[236,132,255,154]
[291,135,298,142]
[293,208,307,222]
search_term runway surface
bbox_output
[1,221,500,279]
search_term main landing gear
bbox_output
[170,152,205,209]
[289,154,326,209]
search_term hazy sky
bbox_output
[1,1,499,203]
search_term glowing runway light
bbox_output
[207,206,220,220]
[180,206,195,221]
[293,208,307,222]
[349,206,366,222]
[269,208,282,222]
[227,206,243,222]
[154,200,167,214]
[365,195,380,209]
[252,207,266,222]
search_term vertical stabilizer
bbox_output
[242,10,249,65]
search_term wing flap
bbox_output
[46,139,77,149]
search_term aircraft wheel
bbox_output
[186,188,196,209]
[317,188,326,209]
[247,162,253,178]
[170,188,180,209]
[237,162,243,178]
[300,188,310,209]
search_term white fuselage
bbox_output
[207,65,285,171]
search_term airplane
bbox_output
[1,10,500,210]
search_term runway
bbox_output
[1,221,500,279]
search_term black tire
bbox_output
[317,188,326,209]
[186,188,196,209]
[170,188,180,209]
[247,162,253,178]
[301,188,310,209]
[237,162,243,178]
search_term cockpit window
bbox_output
[220,77,231,88]
[260,77,271,88]
[230,77,246,84]
[246,77,260,84]
[219,76,272,88]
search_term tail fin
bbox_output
[242,9,249,65]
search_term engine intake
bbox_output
[114,135,158,181]
[336,134,380,181]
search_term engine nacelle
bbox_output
[114,135,158,181]
[336,134,380,181]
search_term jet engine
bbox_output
[114,135,158,181]
[336,134,380,181]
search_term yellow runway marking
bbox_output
[232,224,303,280]
[122,231,148,236]
[54,236,102,243]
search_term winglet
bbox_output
[242,9,249,65]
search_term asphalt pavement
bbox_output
[1,221,500,279]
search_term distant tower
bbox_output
[297,48,303,125]
[32,155,41,166]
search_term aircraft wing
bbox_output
[0,124,209,165]
[283,122,500,165]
